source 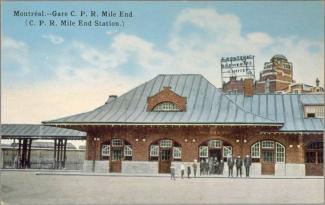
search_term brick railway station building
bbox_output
[44,73,324,176]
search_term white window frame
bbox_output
[153,102,180,112]
[262,140,274,149]
[199,146,208,158]
[276,142,285,163]
[208,140,222,148]
[112,139,123,147]
[101,144,110,156]
[251,142,260,158]
[150,145,159,157]
[223,146,232,158]
[124,145,132,157]
[173,147,182,159]
[160,139,173,148]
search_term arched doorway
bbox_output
[251,140,285,175]
[305,141,323,176]
[199,139,232,162]
[198,139,232,175]
[100,139,132,173]
[149,139,182,173]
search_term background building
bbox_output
[222,54,324,94]
[255,54,294,93]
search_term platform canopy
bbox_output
[1,124,86,140]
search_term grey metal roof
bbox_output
[1,124,86,139]
[226,94,324,132]
[44,74,278,126]
[300,94,324,105]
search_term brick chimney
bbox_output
[105,95,118,104]
[244,78,254,96]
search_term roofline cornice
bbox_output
[43,122,283,127]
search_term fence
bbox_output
[3,160,84,170]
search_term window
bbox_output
[307,141,323,149]
[276,142,285,163]
[251,142,260,158]
[161,149,171,161]
[265,79,270,93]
[112,139,123,147]
[124,145,132,157]
[101,145,110,157]
[304,105,324,118]
[208,140,222,148]
[223,146,232,158]
[112,149,122,161]
[263,150,274,162]
[306,152,316,163]
[306,141,323,164]
[150,145,159,157]
[199,146,208,158]
[307,113,316,118]
[173,147,182,159]
[152,102,180,112]
[160,139,172,148]
[262,140,274,149]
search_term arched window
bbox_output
[101,142,110,160]
[152,102,180,112]
[306,141,323,164]
[100,139,132,161]
[149,139,182,161]
[250,140,285,163]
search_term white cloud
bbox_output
[42,34,64,44]
[2,37,31,72]
[2,8,324,124]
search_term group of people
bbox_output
[170,154,252,180]
[199,157,224,175]
[227,154,252,178]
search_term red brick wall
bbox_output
[83,126,316,164]
[222,78,244,93]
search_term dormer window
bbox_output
[152,101,180,112]
[304,105,324,118]
[147,86,186,112]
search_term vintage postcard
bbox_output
[1,1,324,204]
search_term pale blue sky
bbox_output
[1,1,324,123]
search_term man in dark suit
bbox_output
[244,155,252,177]
[227,155,235,177]
[236,155,243,177]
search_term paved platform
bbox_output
[1,171,324,204]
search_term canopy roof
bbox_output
[1,124,86,140]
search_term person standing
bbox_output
[227,155,234,177]
[180,163,185,179]
[192,159,198,178]
[187,165,191,178]
[244,155,252,177]
[215,157,219,174]
[208,157,214,175]
[200,159,204,175]
[219,159,224,175]
[204,159,209,175]
[170,164,176,180]
[236,155,243,177]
